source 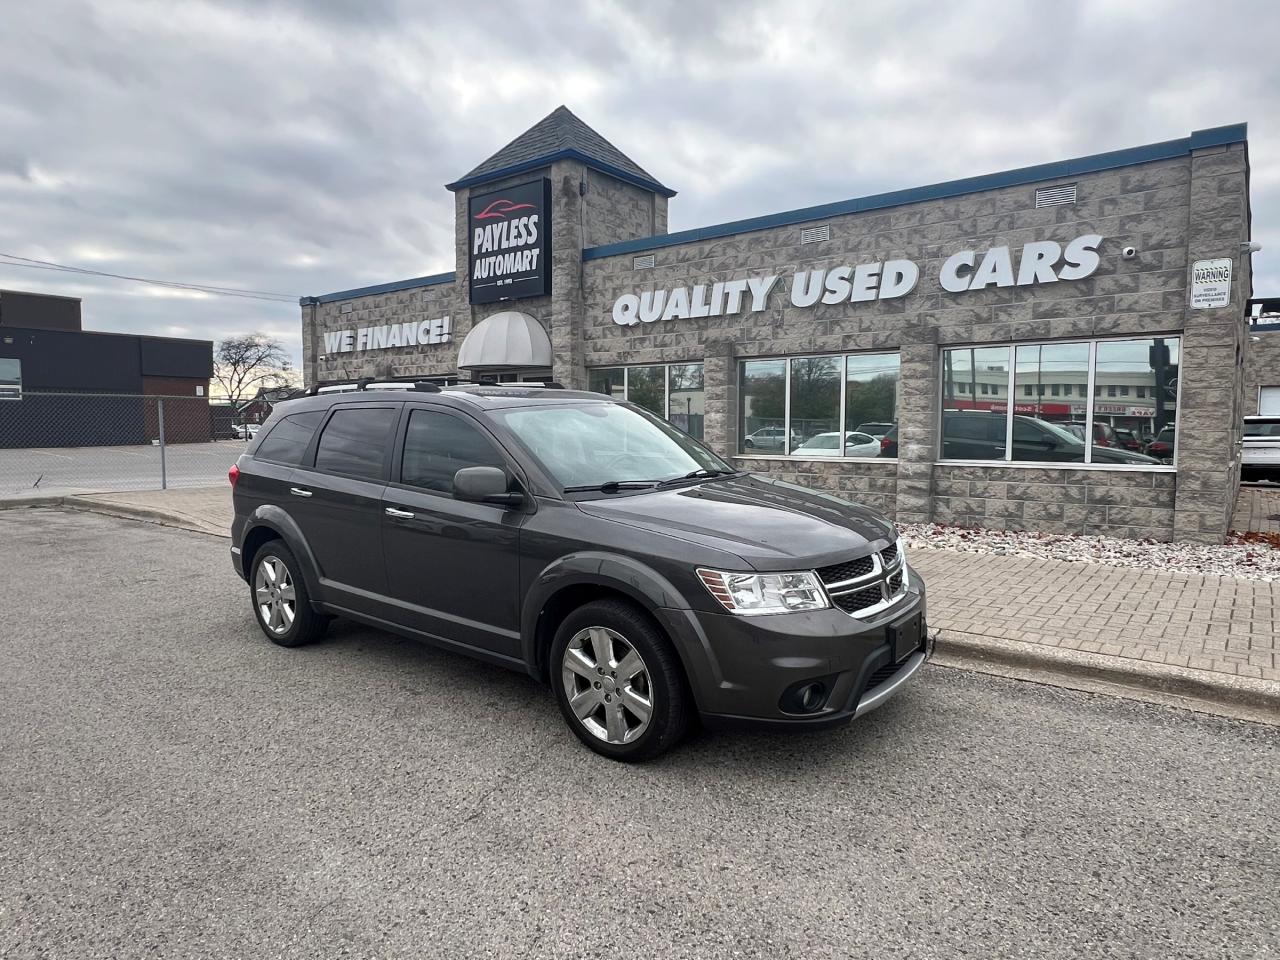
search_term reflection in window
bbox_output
[941,338,1180,465]
[587,363,705,440]
[1012,342,1088,463]
[1094,338,1178,455]
[739,352,900,458]
[740,359,787,453]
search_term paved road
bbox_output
[0,441,245,496]
[2,510,1276,960]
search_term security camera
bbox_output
[1121,246,1137,259]
[1242,241,1263,253]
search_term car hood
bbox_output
[574,473,895,570]
[1092,445,1161,464]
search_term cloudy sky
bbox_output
[2,0,1278,367]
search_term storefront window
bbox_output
[0,358,20,400]
[739,352,900,458]
[940,337,1180,466]
[587,363,705,440]
[668,363,705,440]
[1012,342,1089,463]
[588,367,625,400]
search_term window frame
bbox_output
[737,349,901,461]
[938,334,1179,471]
[387,402,523,502]
[252,409,327,468]
[305,402,401,482]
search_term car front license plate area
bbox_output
[888,612,923,663]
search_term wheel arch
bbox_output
[238,505,325,605]
[521,553,690,685]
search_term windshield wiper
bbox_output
[563,480,660,493]
[656,468,737,488]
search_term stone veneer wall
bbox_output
[579,143,1251,543]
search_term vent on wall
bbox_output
[633,254,656,269]
[1035,183,1077,207]
[800,224,831,244]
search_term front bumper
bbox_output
[657,567,929,731]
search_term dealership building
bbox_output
[300,107,1260,544]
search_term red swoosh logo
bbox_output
[474,199,536,220]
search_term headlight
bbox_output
[696,568,829,615]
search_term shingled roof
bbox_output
[446,105,675,197]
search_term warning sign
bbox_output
[1190,258,1232,309]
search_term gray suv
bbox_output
[229,383,928,761]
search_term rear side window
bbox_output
[400,409,506,495]
[254,411,324,465]
[1244,419,1280,437]
[314,407,397,481]
[945,416,994,441]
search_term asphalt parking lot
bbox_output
[2,509,1277,960]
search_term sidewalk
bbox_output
[8,484,1278,720]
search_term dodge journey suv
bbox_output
[229,383,927,761]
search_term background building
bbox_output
[0,289,214,447]
[300,109,1258,544]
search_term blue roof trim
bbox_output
[302,272,455,306]
[582,125,1248,261]
[446,148,677,198]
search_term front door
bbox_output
[287,402,399,614]
[381,406,524,660]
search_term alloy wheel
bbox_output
[254,555,297,636]
[561,626,654,745]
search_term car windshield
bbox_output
[494,401,732,490]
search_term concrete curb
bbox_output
[0,495,71,511]
[933,629,1280,726]
[59,497,229,539]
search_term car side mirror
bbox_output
[454,466,523,507]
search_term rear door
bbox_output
[380,405,525,659]
[287,402,400,614]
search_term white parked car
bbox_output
[793,431,881,458]
[1242,416,1280,482]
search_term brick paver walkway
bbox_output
[1231,485,1280,535]
[20,485,1278,689]
[911,550,1279,682]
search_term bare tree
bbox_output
[213,334,293,411]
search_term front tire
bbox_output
[551,600,689,762]
[250,540,327,647]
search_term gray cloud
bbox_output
[1,0,1277,368]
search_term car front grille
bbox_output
[819,541,907,619]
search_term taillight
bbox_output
[881,436,892,454]
[228,463,240,487]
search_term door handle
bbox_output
[385,507,415,519]
[289,487,313,498]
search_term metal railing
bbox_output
[0,391,247,496]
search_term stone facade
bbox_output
[301,123,1257,544]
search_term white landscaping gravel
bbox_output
[899,522,1280,581]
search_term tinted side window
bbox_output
[313,407,396,481]
[254,411,325,465]
[945,416,992,442]
[401,409,506,495]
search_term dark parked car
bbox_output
[1145,425,1176,463]
[1061,421,1120,447]
[941,411,1160,463]
[229,383,928,761]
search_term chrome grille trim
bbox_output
[820,542,909,620]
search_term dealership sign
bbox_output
[469,179,551,305]
[611,235,1103,325]
[321,316,452,355]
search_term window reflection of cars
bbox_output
[1145,425,1176,463]
[1061,421,1122,447]
[855,422,895,439]
[743,427,797,450]
[942,411,1160,463]
[793,431,881,458]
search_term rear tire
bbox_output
[249,539,327,647]
[551,599,689,762]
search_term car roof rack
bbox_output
[413,381,442,392]
[540,381,566,389]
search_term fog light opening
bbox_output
[798,682,826,713]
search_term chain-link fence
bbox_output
[0,392,248,495]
